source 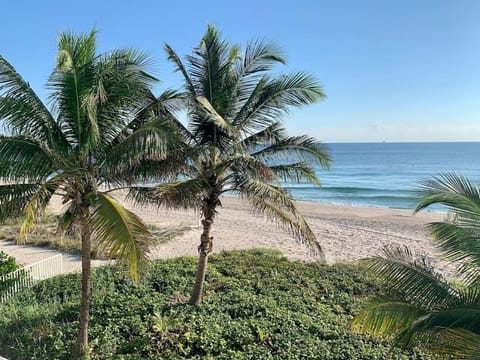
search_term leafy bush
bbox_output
[0,251,18,275]
[0,249,433,359]
[0,251,21,299]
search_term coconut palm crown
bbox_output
[0,30,182,357]
[352,173,480,359]
[129,25,331,305]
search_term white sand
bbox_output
[0,196,447,274]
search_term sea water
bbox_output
[286,142,480,210]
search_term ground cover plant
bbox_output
[0,249,432,359]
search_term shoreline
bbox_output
[1,195,448,275]
[290,196,447,214]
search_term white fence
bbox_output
[0,254,64,303]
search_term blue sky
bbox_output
[1,0,479,142]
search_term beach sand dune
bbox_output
[1,195,447,274]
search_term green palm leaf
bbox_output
[103,117,182,174]
[250,133,331,169]
[415,173,480,279]
[430,329,480,359]
[269,162,321,186]
[352,302,425,339]
[355,172,480,357]
[194,96,239,138]
[164,43,197,97]
[415,173,480,217]
[393,306,480,350]
[0,137,55,181]
[363,245,460,310]
[0,183,41,221]
[19,176,64,240]
[89,193,152,279]
[232,176,323,258]
[234,72,326,130]
[127,177,206,210]
[0,56,66,149]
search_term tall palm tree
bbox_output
[129,25,331,305]
[352,173,480,358]
[0,30,181,357]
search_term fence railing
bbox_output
[0,254,63,303]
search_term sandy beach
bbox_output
[0,195,447,274]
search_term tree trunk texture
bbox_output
[189,217,214,305]
[75,215,91,359]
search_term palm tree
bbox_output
[129,25,331,305]
[352,173,480,358]
[0,30,181,357]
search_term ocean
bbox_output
[286,142,480,210]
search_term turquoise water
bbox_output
[286,142,480,210]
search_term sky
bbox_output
[1,0,479,142]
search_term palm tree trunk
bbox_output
[76,215,91,358]
[189,216,214,305]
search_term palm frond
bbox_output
[127,178,206,210]
[231,40,285,115]
[164,43,197,96]
[352,302,425,339]
[250,133,331,169]
[0,137,55,181]
[237,39,286,76]
[194,96,239,138]
[106,146,200,186]
[47,29,98,149]
[88,192,152,279]
[234,72,326,131]
[91,49,158,148]
[0,56,67,150]
[0,183,41,221]
[430,329,480,359]
[187,25,231,104]
[233,176,323,259]
[415,173,480,216]
[102,117,184,174]
[426,221,480,283]
[154,88,187,114]
[19,178,62,240]
[393,306,480,350]
[218,152,275,183]
[269,162,321,186]
[241,122,286,147]
[362,245,461,310]
[415,173,480,283]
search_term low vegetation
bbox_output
[0,250,18,276]
[0,249,431,359]
[0,251,20,299]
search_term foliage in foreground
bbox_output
[353,173,480,359]
[0,250,431,359]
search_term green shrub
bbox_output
[0,250,434,359]
[0,251,22,303]
[0,251,18,275]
